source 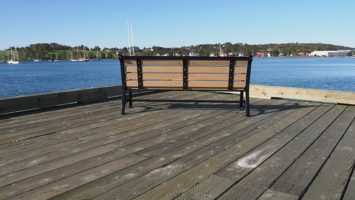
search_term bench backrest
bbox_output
[119,56,253,91]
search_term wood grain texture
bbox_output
[56,100,289,200]
[97,102,315,199]
[258,189,298,200]
[271,107,355,199]
[249,84,355,105]
[217,105,346,200]
[343,166,355,200]
[126,66,183,73]
[1,91,354,200]
[301,107,355,200]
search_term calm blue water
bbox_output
[0,60,120,99]
[1,58,355,99]
[251,57,355,91]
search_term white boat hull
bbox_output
[7,60,19,64]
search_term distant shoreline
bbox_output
[0,42,354,61]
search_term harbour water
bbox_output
[1,57,355,99]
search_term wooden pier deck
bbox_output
[0,91,354,200]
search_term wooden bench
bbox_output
[119,56,253,116]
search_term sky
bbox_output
[0,0,354,49]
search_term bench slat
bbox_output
[126,73,246,81]
[126,66,246,74]
[189,67,247,73]
[125,60,183,66]
[124,60,137,65]
[189,74,246,81]
[142,60,183,66]
[189,81,245,89]
[235,67,247,74]
[126,80,245,89]
[127,80,183,88]
[126,73,182,80]
[189,60,230,67]
[235,60,249,67]
[126,66,183,73]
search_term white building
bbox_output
[310,50,351,57]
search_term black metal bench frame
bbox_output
[119,56,253,116]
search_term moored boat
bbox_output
[7,48,20,64]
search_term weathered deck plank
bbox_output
[96,102,316,199]
[0,93,241,198]
[269,107,355,199]
[216,105,348,200]
[0,92,212,154]
[0,91,207,145]
[51,99,291,200]
[0,91,354,200]
[343,165,355,200]
[126,102,320,200]
[176,103,332,199]
[258,190,298,200]
[301,107,355,200]
[0,93,231,186]
[0,109,234,198]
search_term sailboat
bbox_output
[33,52,40,62]
[54,53,59,62]
[96,49,101,61]
[7,48,20,64]
[48,52,54,62]
[77,46,89,62]
[70,51,77,62]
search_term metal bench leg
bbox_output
[121,89,127,115]
[239,91,244,110]
[129,89,133,108]
[246,90,250,116]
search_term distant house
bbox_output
[255,52,266,57]
[310,50,351,57]
[266,48,273,57]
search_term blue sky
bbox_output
[0,0,354,49]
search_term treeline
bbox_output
[0,43,119,61]
[143,43,352,57]
[125,43,353,57]
[0,42,353,61]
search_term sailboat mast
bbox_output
[127,21,132,56]
[76,47,79,59]
[15,48,19,61]
[131,24,135,56]
[10,48,14,60]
